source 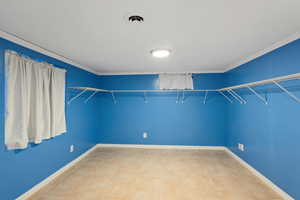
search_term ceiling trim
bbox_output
[223,31,300,72]
[1,29,299,76]
[96,70,224,76]
[96,31,300,76]
[0,29,99,75]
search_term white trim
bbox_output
[0,29,99,75]
[96,70,224,76]
[224,148,294,200]
[224,32,300,72]
[96,30,299,75]
[1,29,299,76]
[89,32,300,75]
[16,145,99,200]
[15,144,294,200]
[97,143,226,150]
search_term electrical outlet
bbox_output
[70,145,74,152]
[143,132,148,138]
[238,143,245,151]
[240,144,245,151]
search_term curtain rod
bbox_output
[5,49,67,72]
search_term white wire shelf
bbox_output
[220,72,300,91]
[68,87,216,93]
[67,72,300,105]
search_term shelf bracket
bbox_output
[218,91,233,103]
[230,89,247,104]
[227,90,242,104]
[67,88,88,104]
[111,91,117,104]
[227,90,244,104]
[181,90,185,104]
[143,92,148,103]
[203,91,208,104]
[273,81,300,103]
[176,90,180,104]
[84,91,98,104]
[247,86,268,104]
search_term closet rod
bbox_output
[70,72,300,93]
[219,72,300,91]
[68,72,300,104]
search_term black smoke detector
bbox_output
[128,15,144,23]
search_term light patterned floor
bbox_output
[29,148,282,200]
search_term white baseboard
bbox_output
[16,144,293,200]
[16,145,99,200]
[224,148,294,200]
[97,143,226,150]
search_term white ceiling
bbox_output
[0,0,299,75]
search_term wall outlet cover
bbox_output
[70,145,74,152]
[240,144,245,151]
[143,132,148,138]
[238,143,245,151]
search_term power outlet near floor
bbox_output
[143,132,148,139]
[238,143,245,151]
[70,145,74,153]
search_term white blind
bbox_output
[159,73,194,89]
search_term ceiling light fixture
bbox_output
[151,49,171,58]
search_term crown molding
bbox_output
[96,70,224,76]
[224,31,300,72]
[95,32,300,75]
[0,29,99,75]
[1,29,299,76]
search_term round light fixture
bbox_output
[151,49,171,58]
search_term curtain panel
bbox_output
[5,50,66,150]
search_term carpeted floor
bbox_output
[29,148,282,200]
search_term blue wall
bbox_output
[96,39,300,199]
[0,38,100,200]
[225,39,300,199]
[97,74,227,146]
[1,35,299,200]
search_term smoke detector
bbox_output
[128,15,144,23]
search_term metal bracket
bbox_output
[67,88,88,104]
[143,92,148,103]
[227,89,246,104]
[203,91,208,104]
[218,91,233,103]
[227,90,243,104]
[273,81,300,103]
[84,91,98,103]
[111,91,117,104]
[230,89,246,104]
[176,90,180,104]
[247,86,268,104]
[181,90,185,104]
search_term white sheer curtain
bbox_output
[5,50,66,150]
[159,73,194,89]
